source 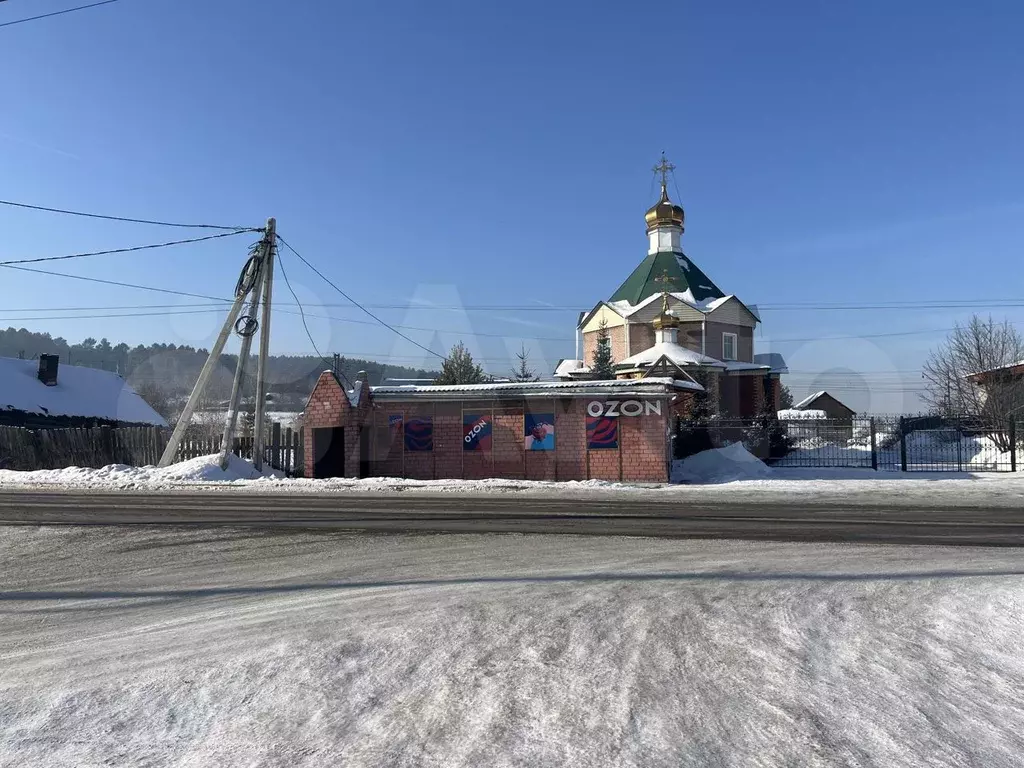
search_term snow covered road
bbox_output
[2,528,1024,767]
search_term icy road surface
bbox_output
[2,528,1024,767]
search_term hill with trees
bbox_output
[0,327,437,416]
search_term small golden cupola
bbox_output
[645,184,685,234]
[645,154,685,234]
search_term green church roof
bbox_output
[608,250,725,307]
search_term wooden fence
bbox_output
[0,422,304,476]
[0,425,165,472]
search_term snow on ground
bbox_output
[777,429,1015,471]
[3,452,1024,507]
[670,442,771,483]
[2,528,1023,767]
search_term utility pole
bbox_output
[158,219,277,468]
[252,218,276,471]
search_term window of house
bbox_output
[722,332,738,361]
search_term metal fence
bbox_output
[673,415,1020,472]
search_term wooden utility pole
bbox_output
[158,219,277,469]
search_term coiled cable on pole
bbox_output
[233,238,266,337]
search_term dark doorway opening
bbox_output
[313,427,345,478]
[359,427,371,478]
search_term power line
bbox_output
[0,198,255,231]
[0,263,229,302]
[276,234,445,360]
[0,230,253,266]
[0,0,120,29]
[276,244,353,388]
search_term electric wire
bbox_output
[276,243,354,388]
[0,263,229,302]
[0,0,119,28]
[0,230,253,266]
[275,234,445,361]
[0,198,257,231]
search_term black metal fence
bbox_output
[673,415,1021,472]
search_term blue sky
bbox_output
[1,0,1023,411]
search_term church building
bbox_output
[554,155,786,417]
[302,157,784,483]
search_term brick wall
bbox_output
[360,395,673,484]
[620,413,669,482]
[582,326,627,371]
[303,372,371,478]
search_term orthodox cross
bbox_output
[652,153,676,188]
[654,269,674,314]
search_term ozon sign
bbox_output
[586,399,662,418]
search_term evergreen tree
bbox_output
[778,383,794,410]
[591,320,616,379]
[434,341,486,385]
[511,343,539,382]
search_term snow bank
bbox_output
[671,443,772,484]
[0,454,281,489]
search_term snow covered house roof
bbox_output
[617,341,727,370]
[0,356,167,427]
[752,352,788,374]
[553,358,588,378]
[370,377,702,401]
[792,390,828,410]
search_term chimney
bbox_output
[38,354,59,386]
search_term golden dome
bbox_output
[645,184,684,233]
[651,292,681,330]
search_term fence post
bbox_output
[956,415,963,472]
[899,416,908,472]
[870,417,877,470]
[271,422,282,470]
[1011,416,1017,473]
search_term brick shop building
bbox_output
[303,374,701,483]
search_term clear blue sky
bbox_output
[2,0,1023,411]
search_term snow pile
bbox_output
[777,408,828,420]
[0,454,281,489]
[671,442,772,484]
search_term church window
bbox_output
[722,332,737,361]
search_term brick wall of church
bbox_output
[582,326,627,371]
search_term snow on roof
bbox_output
[618,341,727,369]
[346,379,364,407]
[968,359,1024,377]
[0,357,167,426]
[752,352,787,373]
[371,377,702,398]
[777,408,828,420]
[723,361,772,372]
[792,391,828,410]
[553,358,586,376]
[615,291,751,317]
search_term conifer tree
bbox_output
[434,341,486,385]
[591,320,616,379]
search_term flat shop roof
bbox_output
[368,377,701,402]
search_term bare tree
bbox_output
[922,316,1024,448]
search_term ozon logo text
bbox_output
[586,400,662,418]
[464,419,489,442]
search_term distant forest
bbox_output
[0,327,437,413]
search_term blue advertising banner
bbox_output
[524,413,555,451]
[586,415,618,450]
[404,418,433,452]
[463,414,493,451]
